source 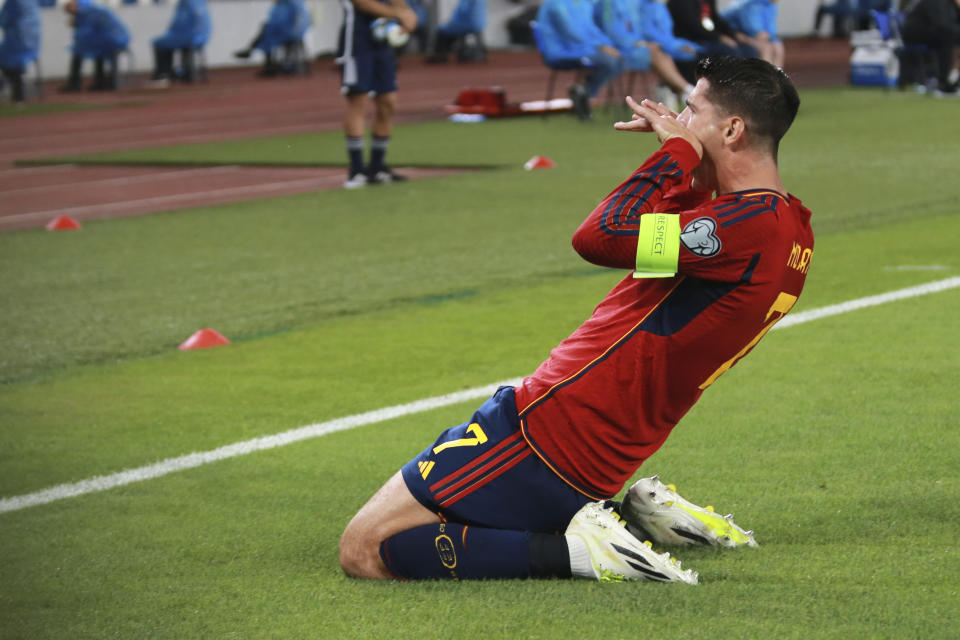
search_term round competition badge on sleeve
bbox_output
[681,217,721,257]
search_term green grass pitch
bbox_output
[1,88,958,639]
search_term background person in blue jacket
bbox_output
[149,0,211,85]
[0,0,40,102]
[594,0,694,107]
[61,0,129,92]
[639,0,699,71]
[426,0,486,63]
[234,0,312,76]
[721,0,782,67]
[535,0,621,120]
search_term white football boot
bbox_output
[621,476,758,548]
[565,501,699,584]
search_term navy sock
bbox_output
[369,135,389,172]
[379,522,570,580]
[346,136,364,175]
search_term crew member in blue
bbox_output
[594,0,695,109]
[721,0,782,68]
[426,0,486,63]
[234,0,312,76]
[534,0,622,120]
[337,0,418,189]
[61,0,129,92]
[0,0,40,102]
[639,0,700,66]
[149,0,211,85]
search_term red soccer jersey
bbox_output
[513,138,814,499]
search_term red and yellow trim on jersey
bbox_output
[518,418,609,501]
[737,190,783,200]
[515,279,685,500]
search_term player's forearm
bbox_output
[572,140,699,269]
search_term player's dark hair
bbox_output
[695,56,800,160]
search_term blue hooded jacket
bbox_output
[535,0,613,63]
[256,0,311,51]
[721,0,779,40]
[438,0,486,37]
[153,0,211,50]
[72,0,130,58]
[639,0,700,59]
[0,0,40,71]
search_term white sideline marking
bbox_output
[773,276,960,330]
[2,276,958,515]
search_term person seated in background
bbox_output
[812,0,891,37]
[901,0,960,94]
[233,0,312,76]
[594,0,695,107]
[812,0,855,37]
[0,0,40,103]
[667,0,756,65]
[535,0,622,120]
[60,0,129,92]
[721,0,783,68]
[426,0,486,63]
[639,0,700,71]
[149,0,211,86]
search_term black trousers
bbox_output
[153,45,195,81]
[902,22,960,84]
[65,54,118,90]
[1,66,25,102]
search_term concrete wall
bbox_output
[36,0,823,79]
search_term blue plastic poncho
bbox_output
[640,0,700,60]
[721,0,779,41]
[438,0,486,37]
[153,0,211,50]
[256,0,311,52]
[72,0,130,58]
[0,0,40,71]
[535,0,613,63]
[593,0,651,69]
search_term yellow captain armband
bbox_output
[633,213,680,278]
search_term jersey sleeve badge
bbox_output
[680,217,721,258]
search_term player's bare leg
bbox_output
[371,92,395,138]
[368,92,403,182]
[344,93,368,138]
[343,93,370,188]
[770,40,785,69]
[649,44,695,98]
[339,470,441,579]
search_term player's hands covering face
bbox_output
[614,96,704,159]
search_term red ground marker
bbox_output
[45,215,81,231]
[524,156,556,170]
[178,329,230,351]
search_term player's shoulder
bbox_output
[705,189,784,230]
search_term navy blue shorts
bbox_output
[340,45,397,96]
[401,387,593,533]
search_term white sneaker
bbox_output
[621,476,758,548]
[344,171,368,189]
[565,501,699,584]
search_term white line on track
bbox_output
[0,166,242,197]
[0,177,331,224]
[2,275,958,515]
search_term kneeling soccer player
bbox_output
[339,56,813,583]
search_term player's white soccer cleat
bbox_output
[621,476,758,548]
[565,501,699,584]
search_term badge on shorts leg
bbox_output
[681,217,722,257]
